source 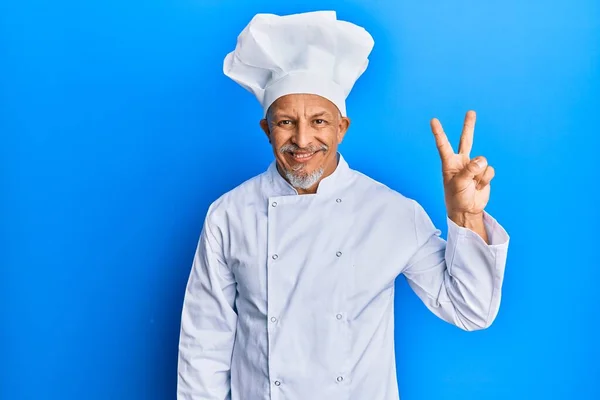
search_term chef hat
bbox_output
[223,11,374,117]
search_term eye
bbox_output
[277,120,293,126]
[314,119,326,125]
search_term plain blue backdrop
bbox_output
[2,0,599,399]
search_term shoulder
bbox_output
[349,168,416,210]
[205,169,268,226]
[346,168,424,242]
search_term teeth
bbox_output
[293,152,314,159]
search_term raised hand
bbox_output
[430,110,495,228]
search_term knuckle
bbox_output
[467,164,478,173]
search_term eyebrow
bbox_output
[271,114,296,120]
[271,111,333,120]
[310,111,332,119]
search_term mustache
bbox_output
[279,143,329,153]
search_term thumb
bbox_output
[459,156,488,180]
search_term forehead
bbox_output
[269,94,338,116]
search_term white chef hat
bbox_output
[223,11,374,117]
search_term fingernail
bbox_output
[475,157,485,168]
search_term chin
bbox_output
[286,166,325,189]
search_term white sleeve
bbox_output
[402,200,510,331]
[177,217,238,399]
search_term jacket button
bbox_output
[336,314,343,320]
[272,201,277,207]
[336,376,344,382]
[270,317,277,323]
[336,198,342,203]
[336,251,342,257]
[274,380,281,386]
[272,254,278,260]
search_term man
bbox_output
[177,10,509,400]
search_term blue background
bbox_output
[2,0,599,399]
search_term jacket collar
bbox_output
[267,152,351,196]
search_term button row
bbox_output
[269,197,345,390]
[272,251,343,260]
[270,314,343,322]
[273,376,344,387]
[271,199,342,207]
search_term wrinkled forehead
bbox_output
[268,94,341,118]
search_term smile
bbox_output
[288,150,321,163]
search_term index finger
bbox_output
[458,110,476,156]
[430,118,455,161]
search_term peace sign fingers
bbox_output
[458,110,476,157]
[429,110,492,220]
[430,117,455,163]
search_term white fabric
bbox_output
[177,153,510,400]
[222,11,374,116]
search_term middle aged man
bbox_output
[178,10,510,400]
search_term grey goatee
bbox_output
[279,143,329,190]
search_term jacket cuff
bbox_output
[447,211,510,249]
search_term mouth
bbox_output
[286,149,323,163]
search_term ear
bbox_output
[337,116,351,143]
[260,118,271,143]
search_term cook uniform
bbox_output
[177,10,510,400]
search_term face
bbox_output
[260,94,350,194]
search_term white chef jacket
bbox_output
[177,152,509,400]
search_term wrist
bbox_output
[448,211,484,228]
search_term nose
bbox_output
[291,119,312,149]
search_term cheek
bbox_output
[270,129,292,147]
[323,129,340,147]
[272,139,289,154]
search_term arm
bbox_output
[405,110,510,330]
[177,216,237,399]
[403,200,509,331]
